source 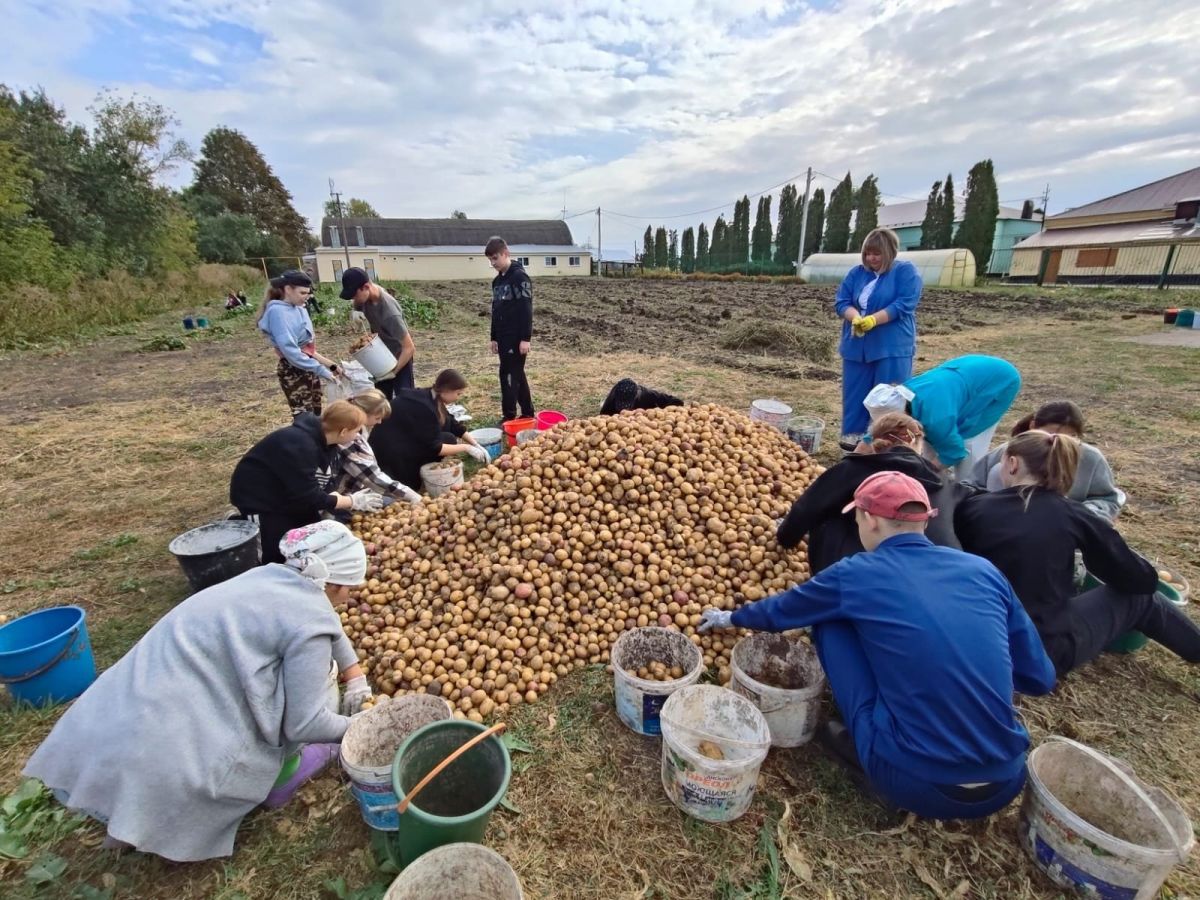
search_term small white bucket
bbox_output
[730,633,826,747]
[351,335,399,380]
[467,428,503,460]
[749,399,792,430]
[610,627,703,735]
[1020,736,1194,900]
[420,461,463,498]
[659,685,771,823]
[340,694,453,831]
[515,428,539,445]
[786,416,825,454]
[384,842,523,900]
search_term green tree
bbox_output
[681,226,695,273]
[654,226,668,269]
[668,228,679,272]
[850,174,880,251]
[751,195,773,264]
[804,188,826,259]
[451,209,467,219]
[0,105,62,286]
[324,197,381,219]
[195,210,260,263]
[733,195,751,267]
[774,184,797,266]
[191,127,308,251]
[710,216,728,268]
[934,174,955,249]
[696,222,710,271]
[823,172,853,253]
[88,90,191,181]
[918,180,942,249]
[954,160,998,272]
[1020,199,1035,220]
[642,226,654,266]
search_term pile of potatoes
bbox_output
[346,404,821,721]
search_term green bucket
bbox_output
[1082,573,1186,654]
[387,720,511,869]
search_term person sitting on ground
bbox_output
[225,290,246,311]
[964,400,1124,521]
[599,378,685,415]
[700,471,1055,820]
[776,412,969,572]
[956,431,1200,678]
[863,355,1021,475]
[230,401,384,564]
[335,390,421,506]
[369,369,489,491]
[24,521,373,862]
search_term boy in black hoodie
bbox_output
[485,236,534,421]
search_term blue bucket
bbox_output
[0,606,96,705]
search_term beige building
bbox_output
[313,217,592,283]
[1009,166,1200,287]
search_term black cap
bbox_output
[269,269,312,289]
[340,266,370,300]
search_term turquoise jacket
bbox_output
[906,355,1021,466]
[835,260,922,363]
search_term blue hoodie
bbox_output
[906,355,1021,466]
[732,534,1055,783]
[258,300,330,379]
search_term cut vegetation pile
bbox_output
[346,405,822,719]
[719,320,834,362]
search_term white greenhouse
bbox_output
[799,249,976,287]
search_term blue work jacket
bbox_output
[835,260,922,363]
[906,355,1022,467]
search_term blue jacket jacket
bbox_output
[258,300,330,379]
[835,260,922,363]
[907,355,1021,466]
[731,534,1055,783]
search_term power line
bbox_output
[602,167,818,221]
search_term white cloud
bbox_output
[189,47,220,67]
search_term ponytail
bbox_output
[1005,430,1081,496]
[431,369,468,427]
[1010,413,1036,436]
[868,411,924,453]
[1010,400,1086,437]
[255,284,284,325]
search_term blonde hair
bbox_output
[321,400,367,434]
[868,412,923,453]
[861,228,899,272]
[349,389,391,420]
[1005,430,1081,496]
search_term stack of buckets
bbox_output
[501,410,568,450]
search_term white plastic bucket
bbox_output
[351,335,399,380]
[786,416,825,454]
[384,843,523,900]
[515,428,539,445]
[467,428,503,461]
[659,685,771,823]
[610,627,703,735]
[420,461,463,498]
[729,634,826,747]
[749,399,792,429]
[1020,736,1194,900]
[340,695,453,831]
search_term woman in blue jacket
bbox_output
[835,228,922,446]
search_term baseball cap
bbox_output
[269,269,313,289]
[339,266,370,299]
[841,471,937,522]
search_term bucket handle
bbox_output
[0,630,77,685]
[394,722,506,816]
[1045,736,1191,863]
[659,711,770,750]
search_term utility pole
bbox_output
[329,178,351,269]
[597,207,602,269]
[561,191,567,220]
[1039,183,1050,232]
[795,166,814,274]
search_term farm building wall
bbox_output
[889,219,1039,276]
[1007,242,1200,286]
[800,248,976,287]
[313,249,591,283]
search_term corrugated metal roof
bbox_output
[1013,219,1200,249]
[876,199,1028,229]
[1050,166,1200,221]
[320,217,575,248]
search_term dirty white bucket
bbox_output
[340,694,453,831]
[420,461,463,498]
[384,842,523,900]
[660,685,771,823]
[467,427,503,460]
[749,399,792,430]
[786,416,825,454]
[610,627,703,735]
[730,633,826,747]
[351,335,399,380]
[515,428,539,445]
[1020,736,1194,900]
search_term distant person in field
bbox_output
[255,270,342,416]
[600,378,684,415]
[485,236,535,421]
[340,267,417,400]
[835,227,922,450]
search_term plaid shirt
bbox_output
[336,433,419,502]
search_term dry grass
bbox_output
[1,278,1199,898]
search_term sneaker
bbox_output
[838,435,862,452]
[262,743,340,809]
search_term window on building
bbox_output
[329,226,341,248]
[356,226,365,247]
[517,257,530,266]
[364,259,376,281]
[544,256,558,266]
[332,260,344,279]
[569,256,581,267]
[1076,247,1117,268]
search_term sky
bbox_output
[3,0,1198,260]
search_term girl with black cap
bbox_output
[256,270,342,415]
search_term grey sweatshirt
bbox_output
[24,565,357,862]
[964,441,1126,521]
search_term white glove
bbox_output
[466,444,489,464]
[697,609,734,634]
[394,483,422,504]
[340,674,371,716]
[350,489,384,512]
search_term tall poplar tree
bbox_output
[711,215,729,269]
[803,188,826,259]
[919,180,943,249]
[696,222,710,271]
[642,226,654,266]
[850,175,880,251]
[823,173,853,253]
[668,228,679,272]
[654,226,668,269]
[681,227,695,273]
[934,174,955,249]
[774,184,797,265]
[954,159,999,272]
[751,195,773,264]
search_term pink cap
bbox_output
[841,471,937,522]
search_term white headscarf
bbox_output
[279,521,367,587]
[864,383,915,420]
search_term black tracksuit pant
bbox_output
[498,341,533,420]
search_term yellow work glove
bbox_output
[852,314,878,337]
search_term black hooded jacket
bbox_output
[490,260,533,344]
[777,446,968,573]
[229,413,338,517]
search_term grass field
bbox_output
[0,277,1198,899]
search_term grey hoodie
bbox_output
[964,441,1125,521]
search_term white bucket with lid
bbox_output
[384,842,523,899]
[729,633,826,747]
[659,685,771,823]
[351,335,399,380]
[420,461,463,498]
[1020,736,1194,899]
[749,399,792,429]
[610,627,703,735]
